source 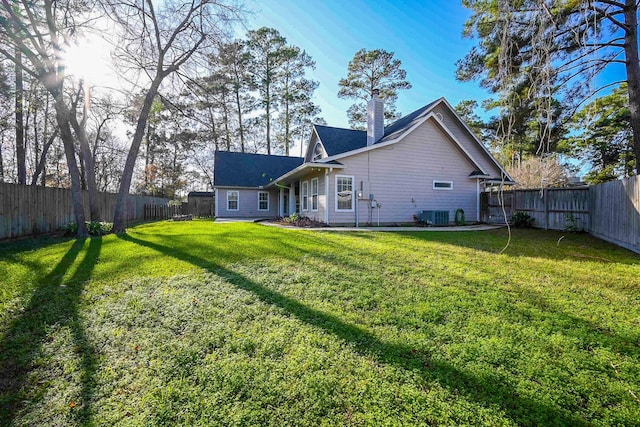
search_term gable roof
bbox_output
[213,151,303,188]
[311,100,440,158]
[309,97,513,182]
[382,99,439,140]
[313,125,367,157]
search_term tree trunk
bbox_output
[113,77,163,233]
[31,130,58,186]
[15,50,26,185]
[0,133,4,182]
[266,74,271,154]
[53,99,88,237]
[79,151,87,190]
[624,0,640,175]
[222,92,231,151]
[144,120,151,190]
[207,106,219,151]
[69,85,100,221]
[284,92,290,156]
[234,81,245,153]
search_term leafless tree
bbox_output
[0,0,98,235]
[104,0,243,232]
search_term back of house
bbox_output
[213,91,511,225]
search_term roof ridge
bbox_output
[215,150,303,160]
[314,124,365,132]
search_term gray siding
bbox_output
[432,104,504,178]
[215,188,278,218]
[328,118,481,225]
[298,171,328,223]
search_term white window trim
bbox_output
[227,190,239,211]
[311,177,319,212]
[335,175,355,212]
[433,180,453,190]
[258,191,269,211]
[301,181,309,211]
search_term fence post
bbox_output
[543,188,549,230]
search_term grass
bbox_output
[0,220,639,426]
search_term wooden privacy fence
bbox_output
[590,175,640,253]
[0,182,169,240]
[143,203,188,220]
[482,187,591,231]
[481,175,640,253]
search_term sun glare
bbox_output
[64,34,113,86]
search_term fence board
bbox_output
[0,182,169,240]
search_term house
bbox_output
[213,90,513,225]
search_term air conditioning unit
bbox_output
[417,210,449,225]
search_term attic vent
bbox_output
[435,112,444,121]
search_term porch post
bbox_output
[324,170,330,224]
[476,179,480,222]
[279,188,284,216]
[289,186,296,214]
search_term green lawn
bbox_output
[0,221,638,426]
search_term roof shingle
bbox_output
[313,125,367,156]
[214,151,303,187]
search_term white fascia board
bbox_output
[317,112,487,174]
[437,97,514,182]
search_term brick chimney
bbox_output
[367,89,384,146]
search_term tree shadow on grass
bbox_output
[117,232,588,426]
[0,237,102,425]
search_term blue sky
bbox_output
[242,0,489,129]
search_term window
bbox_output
[335,175,354,211]
[258,191,269,211]
[301,181,309,211]
[312,143,324,161]
[227,191,239,210]
[311,178,318,211]
[433,180,453,190]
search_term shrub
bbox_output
[454,208,466,226]
[64,222,79,236]
[564,213,583,232]
[511,211,534,228]
[285,212,301,223]
[64,221,113,236]
[87,221,113,235]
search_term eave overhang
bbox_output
[265,161,344,188]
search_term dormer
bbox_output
[304,128,328,162]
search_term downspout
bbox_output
[355,191,359,227]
